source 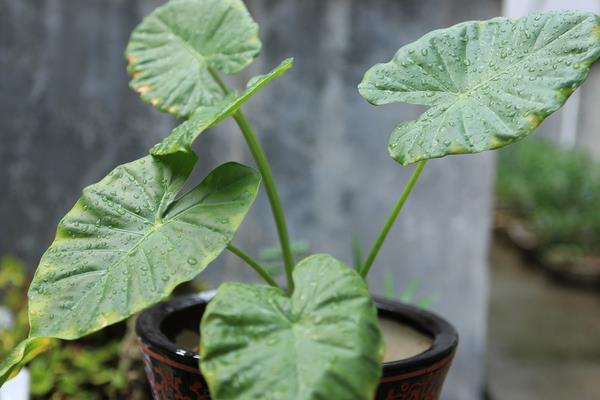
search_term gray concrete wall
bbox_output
[0,1,498,399]
[0,0,173,263]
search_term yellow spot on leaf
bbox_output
[168,106,177,114]
[135,85,151,95]
[449,143,466,153]
[150,98,160,106]
[593,23,600,39]
[127,54,138,65]
[527,113,543,128]
[557,86,574,102]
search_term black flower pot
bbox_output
[136,292,458,400]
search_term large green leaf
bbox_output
[0,337,53,385]
[359,11,600,165]
[151,58,294,156]
[0,337,52,387]
[200,254,383,400]
[28,155,260,340]
[126,0,261,118]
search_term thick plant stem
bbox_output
[233,111,295,293]
[207,67,295,293]
[360,160,427,278]
[227,244,280,288]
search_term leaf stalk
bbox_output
[232,111,295,293]
[226,244,280,288]
[360,160,427,278]
[208,67,295,293]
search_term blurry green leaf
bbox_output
[0,337,53,385]
[257,240,310,278]
[399,279,418,303]
[151,58,293,156]
[497,138,600,253]
[415,294,438,309]
[381,274,437,309]
[351,233,363,270]
[200,254,383,400]
[126,0,261,118]
[258,240,309,263]
[29,339,126,398]
[359,11,600,165]
[29,359,55,395]
[383,270,395,299]
[0,256,26,288]
[28,155,260,340]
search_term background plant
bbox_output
[382,272,438,309]
[497,138,600,256]
[0,256,150,399]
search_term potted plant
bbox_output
[1,1,599,398]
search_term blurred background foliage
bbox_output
[0,256,150,400]
[496,138,600,259]
[382,272,437,309]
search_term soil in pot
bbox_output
[379,317,432,361]
[173,316,433,363]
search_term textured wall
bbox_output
[0,0,174,262]
[0,1,498,399]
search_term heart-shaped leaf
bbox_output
[151,58,294,156]
[0,337,53,385]
[200,254,383,400]
[126,0,261,118]
[359,11,600,165]
[28,155,260,340]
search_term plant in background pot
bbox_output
[1,1,599,398]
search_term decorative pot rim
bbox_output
[136,291,458,376]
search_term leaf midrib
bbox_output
[55,168,252,321]
[153,13,220,69]
[56,209,180,321]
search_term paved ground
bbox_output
[487,236,600,400]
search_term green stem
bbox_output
[227,244,280,288]
[360,160,427,278]
[208,67,295,293]
[233,111,295,293]
[209,68,230,94]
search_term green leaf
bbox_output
[200,254,383,400]
[399,279,419,303]
[358,11,600,165]
[415,294,438,309]
[28,155,260,340]
[0,337,53,385]
[151,58,294,156]
[257,239,310,277]
[126,0,261,118]
[257,239,309,263]
[351,233,363,270]
[382,270,395,299]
